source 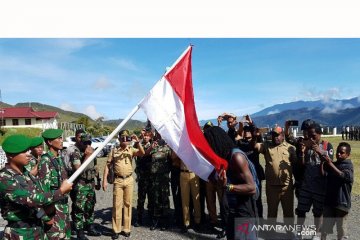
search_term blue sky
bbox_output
[1,38,360,121]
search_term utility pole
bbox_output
[0,89,4,132]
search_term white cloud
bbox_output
[267,109,280,115]
[53,39,90,50]
[93,77,114,90]
[0,56,67,79]
[302,87,341,102]
[110,58,138,71]
[47,39,97,56]
[84,105,102,120]
[59,103,76,112]
[320,100,354,114]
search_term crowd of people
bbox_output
[0,114,355,240]
[341,125,360,141]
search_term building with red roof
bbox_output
[0,107,59,129]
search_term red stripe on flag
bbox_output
[165,46,228,172]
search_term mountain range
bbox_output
[200,97,360,128]
[2,97,360,131]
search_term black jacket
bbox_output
[324,159,353,212]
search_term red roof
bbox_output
[0,107,58,119]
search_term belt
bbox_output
[181,170,193,173]
[57,198,68,204]
[115,173,133,179]
[78,178,95,184]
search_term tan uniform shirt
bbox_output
[259,141,296,186]
[108,146,139,177]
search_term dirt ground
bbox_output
[1,172,359,239]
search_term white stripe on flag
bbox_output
[140,77,214,180]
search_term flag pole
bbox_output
[67,105,140,183]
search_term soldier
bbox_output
[38,128,72,240]
[146,132,172,231]
[66,129,101,240]
[103,129,145,239]
[134,130,153,227]
[0,145,8,170]
[0,134,73,240]
[25,136,44,176]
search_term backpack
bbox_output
[231,148,260,200]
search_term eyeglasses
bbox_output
[337,151,347,155]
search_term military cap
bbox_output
[119,129,130,137]
[30,136,44,148]
[2,134,31,154]
[42,129,63,139]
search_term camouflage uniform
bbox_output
[149,144,172,229]
[66,145,98,231]
[135,141,153,221]
[0,164,66,240]
[25,155,38,173]
[38,151,71,240]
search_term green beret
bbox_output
[119,129,130,137]
[30,137,44,148]
[42,129,63,139]
[2,134,31,154]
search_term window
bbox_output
[0,119,5,126]
[12,119,19,126]
[25,119,31,125]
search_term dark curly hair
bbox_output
[203,126,235,161]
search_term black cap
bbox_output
[301,119,316,131]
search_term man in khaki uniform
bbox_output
[255,126,297,234]
[103,130,144,239]
[179,160,201,232]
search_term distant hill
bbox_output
[199,98,360,129]
[251,106,360,128]
[252,97,360,117]
[103,119,146,130]
[0,102,12,108]
[14,102,95,124]
[1,102,146,131]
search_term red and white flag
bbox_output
[139,46,228,180]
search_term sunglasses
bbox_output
[120,136,132,142]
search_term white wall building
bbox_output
[0,107,59,129]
